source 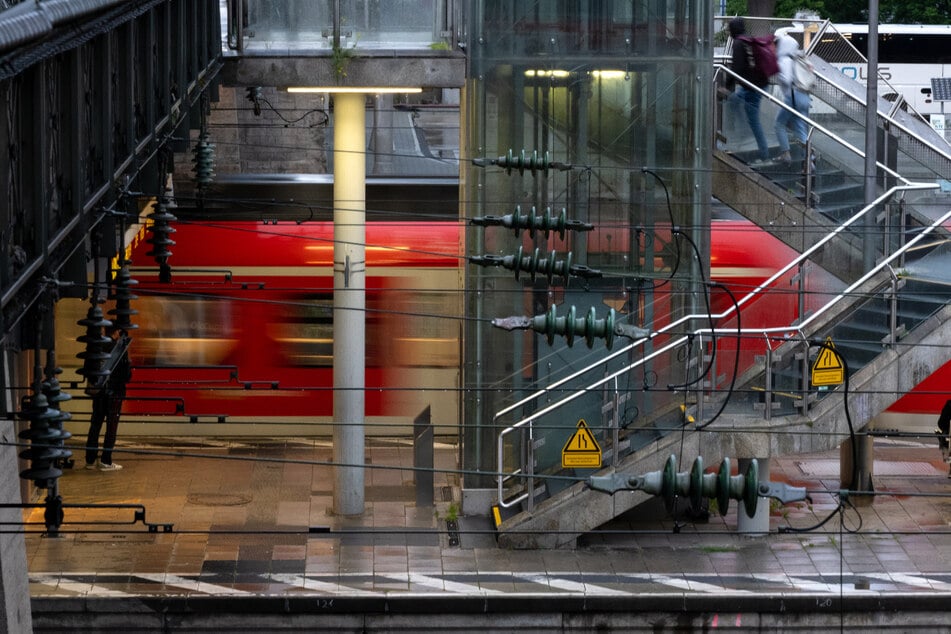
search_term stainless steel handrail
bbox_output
[715,63,910,185]
[496,182,943,509]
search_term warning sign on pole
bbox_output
[562,419,602,469]
[811,337,844,387]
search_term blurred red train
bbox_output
[56,197,945,436]
[122,218,464,431]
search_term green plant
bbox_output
[438,502,460,522]
[770,498,791,520]
[331,42,356,81]
[429,41,450,51]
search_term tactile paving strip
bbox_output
[796,460,944,477]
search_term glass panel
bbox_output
[340,0,438,48]
[467,0,713,487]
[245,0,332,48]
[241,0,442,50]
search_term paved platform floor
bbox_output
[23,436,951,600]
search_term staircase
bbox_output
[492,36,951,548]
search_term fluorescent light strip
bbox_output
[287,87,423,94]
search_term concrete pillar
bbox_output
[1,352,34,633]
[841,435,874,507]
[737,457,770,535]
[372,94,393,174]
[332,92,366,516]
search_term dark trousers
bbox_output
[937,400,951,463]
[86,391,123,465]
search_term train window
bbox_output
[135,297,236,365]
[275,298,334,367]
[835,33,951,64]
[379,291,460,368]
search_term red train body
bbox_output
[73,210,941,434]
[123,220,462,427]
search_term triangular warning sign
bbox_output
[811,337,844,386]
[562,420,602,468]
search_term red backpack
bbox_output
[737,35,779,86]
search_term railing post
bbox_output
[235,0,244,53]
[525,424,535,513]
[611,380,620,467]
[803,134,814,209]
[796,261,805,324]
[332,0,341,48]
[413,406,434,508]
[887,273,899,347]
[799,338,810,416]
[696,335,706,424]
[763,344,773,422]
[897,198,907,269]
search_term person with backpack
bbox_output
[773,31,812,164]
[728,17,774,167]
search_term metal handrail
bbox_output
[496,182,943,509]
[494,62,919,435]
[718,16,946,158]
[714,63,910,185]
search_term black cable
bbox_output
[665,230,718,392]
[247,96,329,126]
[640,168,683,290]
[813,338,861,493]
[696,281,741,429]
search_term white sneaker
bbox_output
[98,462,123,471]
[748,158,772,168]
[84,462,98,470]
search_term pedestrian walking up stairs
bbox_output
[492,32,951,547]
[713,22,951,285]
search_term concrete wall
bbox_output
[0,411,33,633]
[173,87,330,194]
[29,594,951,632]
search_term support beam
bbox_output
[332,92,366,516]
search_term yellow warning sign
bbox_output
[811,337,844,386]
[562,419,602,469]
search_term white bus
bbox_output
[794,22,951,121]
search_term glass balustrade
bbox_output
[231,0,449,51]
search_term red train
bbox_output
[55,202,945,436]
[119,218,463,431]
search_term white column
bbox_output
[332,92,366,516]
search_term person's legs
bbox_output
[937,400,951,477]
[99,396,123,468]
[775,105,792,154]
[85,395,106,466]
[724,89,742,138]
[100,417,118,466]
[792,90,811,145]
[741,87,769,160]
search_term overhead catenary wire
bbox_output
[18,111,948,464]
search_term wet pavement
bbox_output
[21,435,951,631]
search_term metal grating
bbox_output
[796,460,944,477]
